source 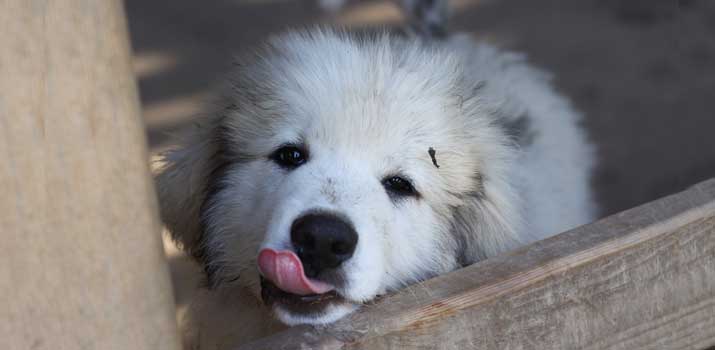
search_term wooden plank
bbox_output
[0,1,181,350]
[238,178,715,350]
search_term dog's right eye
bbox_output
[271,145,308,169]
[382,175,419,198]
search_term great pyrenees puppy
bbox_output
[156,27,595,348]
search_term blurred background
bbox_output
[123,0,715,319]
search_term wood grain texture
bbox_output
[0,1,181,349]
[238,178,715,350]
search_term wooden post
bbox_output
[238,179,715,350]
[0,1,181,349]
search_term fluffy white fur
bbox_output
[156,28,595,349]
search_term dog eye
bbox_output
[271,145,307,168]
[382,176,418,197]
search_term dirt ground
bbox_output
[124,0,715,324]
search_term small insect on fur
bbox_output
[428,147,440,168]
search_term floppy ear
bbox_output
[154,120,225,262]
[450,176,525,266]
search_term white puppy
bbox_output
[156,27,595,348]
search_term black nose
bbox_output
[290,213,358,278]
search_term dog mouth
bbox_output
[258,248,349,315]
[260,276,342,307]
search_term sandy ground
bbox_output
[124,0,715,332]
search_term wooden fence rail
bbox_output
[239,178,715,350]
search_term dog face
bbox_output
[157,29,523,326]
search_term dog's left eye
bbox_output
[271,145,307,169]
[382,176,418,198]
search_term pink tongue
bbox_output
[257,248,335,296]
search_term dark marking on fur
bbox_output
[428,147,440,168]
[449,199,486,267]
[197,159,233,288]
[501,113,535,147]
[193,116,269,288]
[321,177,339,204]
[445,170,488,266]
[474,173,485,197]
[454,228,471,267]
[196,122,243,288]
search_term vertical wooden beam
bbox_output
[0,1,181,349]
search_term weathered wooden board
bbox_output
[0,1,181,349]
[239,178,715,350]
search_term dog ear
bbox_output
[450,176,525,266]
[154,120,224,262]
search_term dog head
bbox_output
[156,29,523,325]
